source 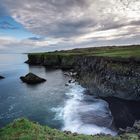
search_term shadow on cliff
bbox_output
[103,97,140,129]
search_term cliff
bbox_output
[1,45,140,139]
[0,118,140,140]
[27,45,140,100]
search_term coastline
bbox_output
[27,45,140,100]
[1,45,140,139]
[26,45,140,130]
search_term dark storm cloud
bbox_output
[42,18,97,38]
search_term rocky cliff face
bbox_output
[27,54,140,100]
[76,56,140,100]
[103,97,140,129]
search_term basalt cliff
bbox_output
[27,45,140,100]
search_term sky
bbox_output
[0,0,140,53]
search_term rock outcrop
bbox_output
[76,56,140,100]
[0,75,5,79]
[119,120,140,134]
[20,73,46,84]
[103,97,140,129]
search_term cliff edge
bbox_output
[27,45,140,100]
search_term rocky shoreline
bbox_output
[27,53,140,100]
[22,45,140,139]
[103,97,140,129]
[0,75,5,79]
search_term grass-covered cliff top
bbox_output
[0,118,139,140]
[29,45,140,58]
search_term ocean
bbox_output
[0,53,116,135]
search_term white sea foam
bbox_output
[8,103,17,112]
[52,82,117,136]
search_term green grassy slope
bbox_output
[0,118,139,140]
[30,45,140,58]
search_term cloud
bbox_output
[0,0,140,52]
[0,4,9,17]
[0,35,65,53]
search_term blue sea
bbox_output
[0,53,116,135]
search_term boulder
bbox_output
[0,75,5,79]
[20,73,46,84]
[119,120,140,134]
[133,120,140,130]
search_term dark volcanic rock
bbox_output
[20,73,46,84]
[103,97,140,129]
[77,56,140,100]
[24,60,29,64]
[119,120,140,134]
[27,53,140,100]
[0,75,5,79]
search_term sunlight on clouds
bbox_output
[11,1,140,36]
[75,25,140,42]
[0,36,64,52]
[0,0,140,52]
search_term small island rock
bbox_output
[0,75,5,79]
[20,73,46,84]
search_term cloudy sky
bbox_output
[0,0,140,53]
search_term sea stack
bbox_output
[20,73,46,84]
[0,75,5,79]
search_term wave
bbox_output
[52,82,117,136]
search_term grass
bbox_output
[29,45,140,58]
[0,118,139,140]
[91,46,140,58]
[0,118,109,140]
